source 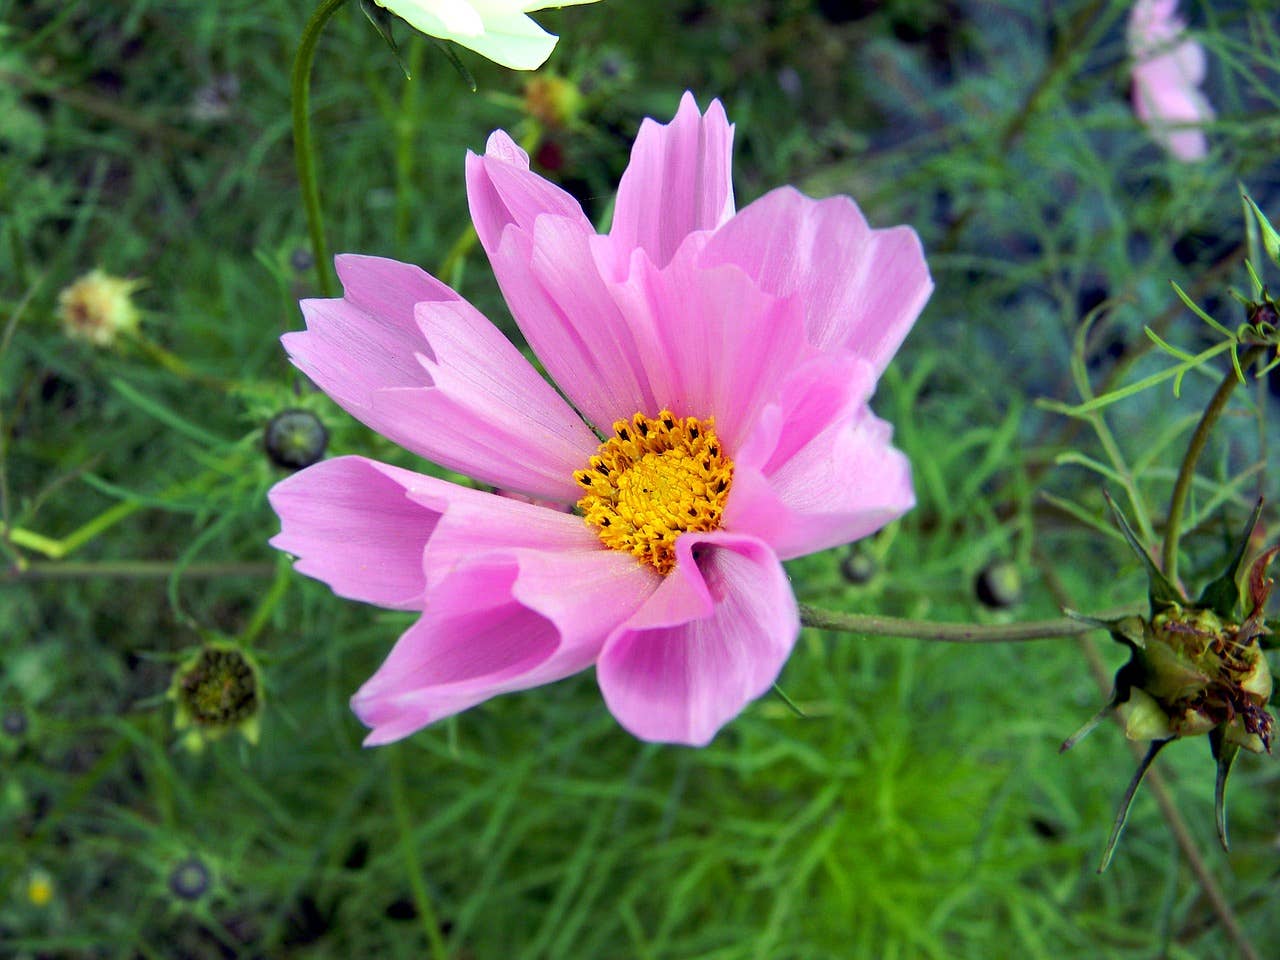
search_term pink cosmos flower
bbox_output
[1128,0,1214,162]
[268,93,932,747]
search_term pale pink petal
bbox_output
[597,532,798,746]
[286,255,458,409]
[353,561,565,745]
[268,456,440,610]
[699,187,932,369]
[605,235,810,452]
[368,299,598,501]
[1128,0,1214,162]
[485,217,658,431]
[609,92,735,271]
[466,131,591,257]
[286,256,594,499]
[726,407,915,560]
[353,526,659,744]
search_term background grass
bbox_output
[3,0,1280,957]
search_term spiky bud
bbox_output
[1063,498,1275,869]
[169,643,262,749]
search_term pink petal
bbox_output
[353,533,659,745]
[369,299,598,501]
[605,235,810,452]
[597,532,798,746]
[286,256,595,500]
[268,456,441,610]
[700,187,932,370]
[726,406,915,561]
[485,216,659,431]
[609,92,735,271]
[466,131,591,258]
[286,255,458,409]
[353,561,565,745]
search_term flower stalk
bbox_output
[291,0,351,299]
[797,604,1135,643]
[1162,345,1263,583]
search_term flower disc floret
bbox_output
[574,411,732,575]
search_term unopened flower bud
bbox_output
[840,548,877,585]
[265,409,328,471]
[975,560,1022,609]
[2,707,27,737]
[168,856,211,901]
[57,269,143,347]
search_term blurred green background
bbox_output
[3,0,1280,956]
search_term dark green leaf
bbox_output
[1098,739,1169,873]
[1105,492,1182,611]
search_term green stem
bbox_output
[292,0,351,299]
[1162,345,1263,583]
[388,745,450,960]
[239,557,292,646]
[797,604,1128,643]
[4,560,274,581]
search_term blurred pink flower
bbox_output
[269,93,932,747]
[1128,0,1214,161]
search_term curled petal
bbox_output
[354,521,658,744]
[597,532,798,746]
[726,356,914,560]
[268,456,441,610]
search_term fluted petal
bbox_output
[608,92,735,272]
[700,187,932,369]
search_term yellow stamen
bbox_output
[573,410,733,575]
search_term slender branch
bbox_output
[291,0,351,299]
[3,560,274,582]
[1163,346,1263,582]
[797,604,1134,643]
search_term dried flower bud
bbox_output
[56,269,142,347]
[264,409,328,471]
[524,74,582,130]
[169,643,262,749]
[1063,498,1276,868]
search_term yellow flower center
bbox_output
[574,410,733,575]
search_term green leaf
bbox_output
[771,683,808,719]
[1098,739,1168,873]
[360,0,412,79]
[1243,193,1280,270]
[1105,492,1183,611]
[1059,698,1114,754]
[1197,499,1264,618]
[1209,728,1241,852]
[432,37,478,92]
